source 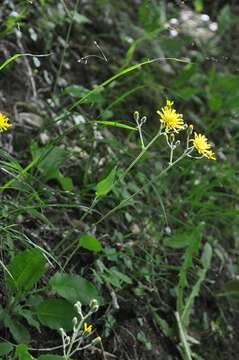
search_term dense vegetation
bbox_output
[0,1,238,359]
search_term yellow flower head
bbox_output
[0,113,12,132]
[157,100,184,133]
[192,132,216,160]
[84,322,93,334]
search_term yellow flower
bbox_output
[84,322,93,334]
[192,132,216,160]
[157,100,184,133]
[0,113,12,132]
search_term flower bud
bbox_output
[169,133,175,142]
[72,317,78,329]
[91,336,102,345]
[188,124,193,135]
[74,301,82,316]
[90,299,99,312]
[133,111,139,121]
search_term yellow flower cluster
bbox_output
[157,100,216,160]
[0,113,12,132]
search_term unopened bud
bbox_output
[92,336,102,345]
[59,328,66,337]
[90,299,99,312]
[65,336,71,345]
[74,301,82,316]
[169,133,175,142]
[133,111,139,121]
[175,140,180,146]
[73,317,78,327]
[188,124,193,135]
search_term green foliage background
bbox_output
[0,0,238,359]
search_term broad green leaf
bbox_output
[36,299,77,331]
[96,167,117,197]
[4,315,31,344]
[0,342,13,356]
[49,272,100,304]
[96,121,136,131]
[6,249,46,293]
[16,344,35,360]
[79,234,102,252]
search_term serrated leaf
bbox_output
[79,234,102,252]
[36,299,77,331]
[49,272,100,304]
[96,167,117,197]
[6,249,46,293]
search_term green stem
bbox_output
[94,149,191,227]
[59,129,163,258]
[53,0,80,94]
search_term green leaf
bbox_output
[73,12,91,25]
[201,243,212,269]
[38,356,64,360]
[164,231,199,249]
[0,54,21,71]
[16,344,35,360]
[176,228,203,315]
[0,342,13,356]
[36,299,77,331]
[65,85,104,104]
[79,234,102,252]
[219,280,239,300]
[49,272,100,305]
[96,121,137,131]
[193,0,203,12]
[4,315,31,344]
[20,309,41,331]
[30,143,73,191]
[6,249,46,293]
[96,167,117,198]
[110,268,132,284]
[182,243,212,326]
[218,5,233,33]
